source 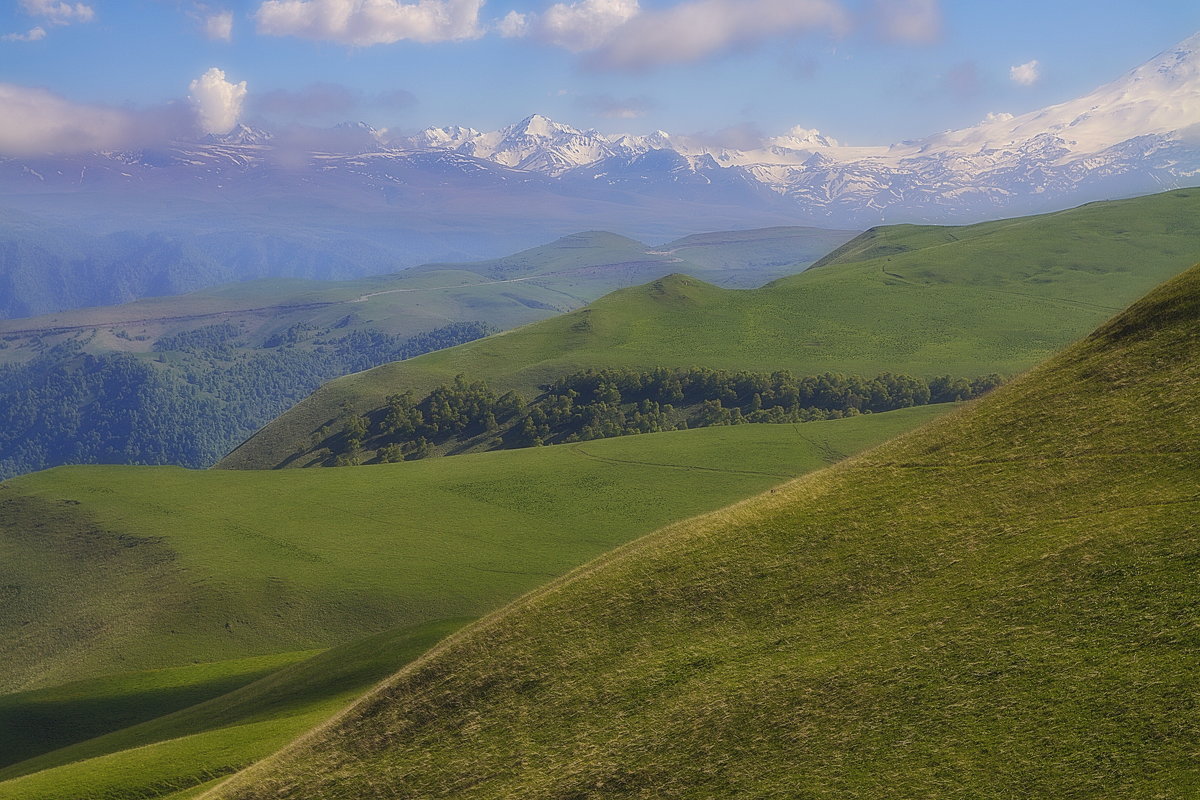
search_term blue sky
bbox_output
[2,0,1199,146]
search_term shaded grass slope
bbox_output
[0,620,465,800]
[220,189,1200,470]
[0,406,944,696]
[209,263,1200,799]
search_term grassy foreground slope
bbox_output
[0,406,945,695]
[0,620,465,800]
[0,408,946,800]
[220,189,1200,470]
[209,264,1200,799]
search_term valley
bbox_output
[220,189,1200,470]
[0,226,852,477]
[2,19,1199,800]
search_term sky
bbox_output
[2,0,1199,152]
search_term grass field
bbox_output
[204,261,1200,799]
[220,189,1200,470]
[0,405,947,799]
[0,621,464,800]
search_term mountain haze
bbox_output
[219,189,1200,471]
[1,34,1197,315]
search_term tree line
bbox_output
[0,321,492,478]
[320,366,1003,465]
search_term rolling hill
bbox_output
[0,407,947,800]
[220,188,1200,471]
[202,258,1200,798]
[0,226,852,478]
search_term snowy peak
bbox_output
[1134,31,1200,85]
[410,125,481,149]
[766,127,840,150]
[909,31,1200,159]
[334,121,381,136]
[501,113,581,140]
[15,32,1194,230]
[208,124,273,146]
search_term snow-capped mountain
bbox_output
[396,33,1200,222]
[1,32,1197,237]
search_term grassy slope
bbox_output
[0,406,944,695]
[0,408,946,800]
[655,225,859,286]
[0,651,318,770]
[0,228,851,364]
[206,264,1200,800]
[219,189,1200,470]
[0,620,465,800]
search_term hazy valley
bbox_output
[2,13,1199,800]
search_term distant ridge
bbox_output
[217,189,1200,471]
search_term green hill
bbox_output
[202,259,1200,799]
[220,189,1200,471]
[0,407,945,799]
[0,226,850,478]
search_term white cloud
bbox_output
[1010,59,1040,86]
[981,111,1014,125]
[590,0,850,70]
[2,26,47,41]
[538,0,639,52]
[204,10,234,41]
[496,9,528,37]
[873,0,940,44]
[189,67,248,135]
[0,84,136,154]
[255,0,485,46]
[20,0,95,25]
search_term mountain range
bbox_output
[402,32,1200,222]
[5,31,1197,230]
[1,34,1198,318]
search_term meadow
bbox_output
[205,260,1200,799]
[0,406,946,799]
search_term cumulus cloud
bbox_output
[872,0,940,44]
[20,0,94,25]
[575,92,655,119]
[3,26,47,41]
[588,0,851,70]
[1010,59,1040,86]
[204,10,234,40]
[539,0,639,52]
[255,0,485,45]
[189,67,248,135]
[981,111,1014,125]
[496,10,528,37]
[0,84,197,155]
[0,84,130,154]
